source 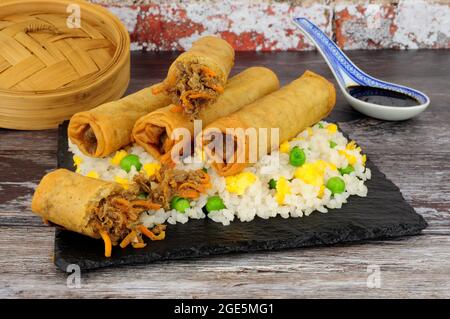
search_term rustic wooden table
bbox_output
[0,51,449,298]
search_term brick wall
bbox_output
[91,0,450,51]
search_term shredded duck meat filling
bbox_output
[88,187,162,245]
[80,126,97,155]
[133,165,211,210]
[169,62,223,118]
[89,192,138,244]
[87,166,209,256]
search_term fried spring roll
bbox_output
[68,85,171,158]
[156,36,235,118]
[200,71,336,176]
[132,67,280,160]
[31,169,123,240]
[31,169,164,257]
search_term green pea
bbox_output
[174,199,190,213]
[329,141,337,148]
[289,146,306,167]
[268,178,277,189]
[120,154,142,173]
[170,196,180,208]
[339,165,354,175]
[170,196,190,213]
[318,122,324,128]
[205,196,226,213]
[137,193,147,199]
[326,177,346,195]
[202,167,208,173]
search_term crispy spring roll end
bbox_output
[68,85,172,158]
[31,169,123,239]
[160,36,235,118]
[200,117,249,177]
[31,169,165,252]
[132,117,176,159]
[164,61,225,117]
[68,116,103,157]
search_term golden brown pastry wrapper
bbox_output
[132,67,280,159]
[68,85,171,157]
[31,169,122,239]
[159,36,235,115]
[201,70,336,176]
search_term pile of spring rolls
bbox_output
[32,35,336,257]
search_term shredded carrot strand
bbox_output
[160,152,176,167]
[155,231,165,240]
[132,233,147,248]
[180,91,194,109]
[153,224,167,234]
[111,197,130,212]
[138,225,155,238]
[179,181,200,189]
[132,242,147,249]
[176,172,212,199]
[179,182,206,193]
[180,90,214,110]
[177,189,200,199]
[119,230,136,248]
[151,83,166,95]
[138,225,166,241]
[112,197,129,205]
[200,171,210,184]
[188,92,214,100]
[99,230,112,257]
[131,200,161,210]
[170,105,183,113]
[200,66,216,78]
[205,182,212,189]
[209,84,224,93]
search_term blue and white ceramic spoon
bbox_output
[293,17,430,121]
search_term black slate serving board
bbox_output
[54,121,427,271]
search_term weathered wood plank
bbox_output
[0,130,56,151]
[0,150,56,226]
[0,50,449,298]
[0,226,448,298]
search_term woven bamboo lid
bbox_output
[0,0,130,130]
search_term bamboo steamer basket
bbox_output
[0,0,130,130]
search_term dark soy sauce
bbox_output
[347,86,421,107]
